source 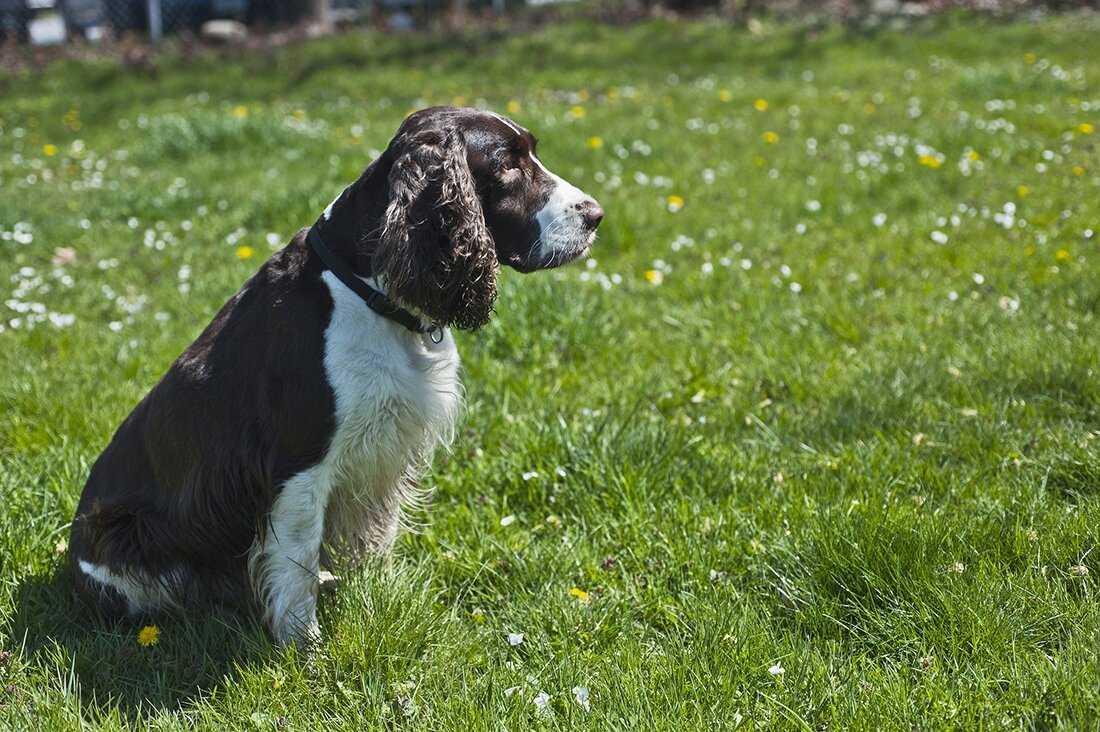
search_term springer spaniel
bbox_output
[68,107,603,645]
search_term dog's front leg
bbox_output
[249,467,333,646]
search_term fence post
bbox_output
[147,0,162,42]
[313,0,331,30]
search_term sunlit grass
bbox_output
[1,13,1099,729]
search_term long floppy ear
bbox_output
[375,127,498,330]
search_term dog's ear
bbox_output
[375,127,498,330]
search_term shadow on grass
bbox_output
[8,566,275,723]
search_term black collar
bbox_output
[307,225,442,342]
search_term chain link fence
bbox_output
[1,0,521,44]
[9,0,1081,46]
[1,0,354,44]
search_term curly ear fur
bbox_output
[375,128,498,330]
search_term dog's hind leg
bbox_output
[249,465,333,646]
[69,502,187,617]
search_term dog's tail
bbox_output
[69,500,182,617]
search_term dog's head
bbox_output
[369,106,603,330]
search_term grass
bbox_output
[2,12,1099,729]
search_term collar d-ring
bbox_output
[429,324,445,344]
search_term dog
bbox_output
[68,106,603,645]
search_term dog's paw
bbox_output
[269,610,321,648]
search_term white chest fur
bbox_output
[318,270,461,545]
[250,271,460,644]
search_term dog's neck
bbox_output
[310,154,440,331]
[312,155,392,280]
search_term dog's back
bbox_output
[69,235,335,617]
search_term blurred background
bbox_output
[2,0,1096,51]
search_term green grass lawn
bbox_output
[2,13,1100,729]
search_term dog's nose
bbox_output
[579,200,604,230]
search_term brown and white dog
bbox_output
[69,107,603,645]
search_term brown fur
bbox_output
[375,127,499,331]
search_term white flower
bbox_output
[507,632,524,646]
[572,686,590,712]
[930,230,949,244]
[768,663,785,676]
[521,471,539,481]
[533,691,552,716]
[872,212,887,227]
[500,515,516,527]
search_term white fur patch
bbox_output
[488,111,525,137]
[77,560,181,614]
[249,271,461,645]
[322,186,350,221]
[532,154,597,264]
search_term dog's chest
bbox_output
[319,272,461,493]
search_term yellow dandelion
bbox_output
[43,144,58,157]
[506,99,521,115]
[292,109,306,120]
[1072,165,1085,176]
[586,136,604,150]
[64,108,81,131]
[231,105,248,119]
[966,150,980,161]
[1017,185,1030,198]
[1055,249,1071,262]
[236,245,255,260]
[1077,122,1094,135]
[137,625,160,647]
[644,269,664,285]
[753,155,767,168]
[718,89,733,102]
[1024,52,1037,64]
[762,131,779,144]
[918,155,942,169]
[666,194,684,212]
[568,587,590,603]
[753,98,769,111]
[569,105,586,119]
